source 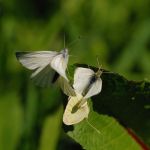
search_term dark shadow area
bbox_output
[92,70,150,146]
[57,132,84,150]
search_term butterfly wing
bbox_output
[73,67,94,95]
[16,51,58,70]
[16,51,58,87]
[31,64,56,87]
[63,94,89,125]
[57,76,76,96]
[84,78,102,99]
[50,50,68,81]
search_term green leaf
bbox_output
[64,65,150,150]
[68,105,141,150]
[0,92,23,150]
[39,106,63,150]
[93,71,150,147]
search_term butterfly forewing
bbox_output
[73,67,102,98]
[16,51,58,70]
[73,67,95,95]
[51,52,68,81]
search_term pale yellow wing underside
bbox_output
[63,94,89,125]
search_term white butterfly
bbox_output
[63,67,102,125]
[16,49,69,87]
[73,67,102,99]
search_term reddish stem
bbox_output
[127,128,150,150]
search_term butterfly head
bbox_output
[96,69,103,78]
[61,48,68,58]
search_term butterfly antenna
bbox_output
[96,56,103,75]
[102,71,114,74]
[96,56,114,74]
[64,33,66,48]
[96,56,101,69]
[86,119,101,135]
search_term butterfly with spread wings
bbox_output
[16,49,69,87]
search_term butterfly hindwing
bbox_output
[58,76,76,96]
[63,94,89,125]
[31,64,55,87]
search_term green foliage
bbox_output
[39,106,63,150]
[95,71,150,146]
[0,93,23,150]
[68,111,141,150]
[63,65,150,149]
[1,0,150,149]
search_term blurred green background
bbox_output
[0,0,150,150]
